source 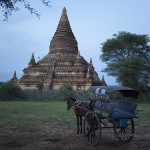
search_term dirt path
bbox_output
[0,123,150,150]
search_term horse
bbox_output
[67,97,92,134]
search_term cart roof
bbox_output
[89,86,140,99]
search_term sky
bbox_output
[0,0,150,85]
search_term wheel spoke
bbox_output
[126,128,132,130]
[90,133,92,144]
[116,128,122,135]
[127,123,132,125]
[84,112,101,146]
[114,118,134,143]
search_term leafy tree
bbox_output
[0,0,51,21]
[36,82,43,93]
[58,84,72,101]
[0,82,3,87]
[100,31,150,92]
[0,81,24,100]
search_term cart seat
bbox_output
[106,103,116,112]
[94,101,116,114]
[112,100,137,118]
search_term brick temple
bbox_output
[11,7,107,90]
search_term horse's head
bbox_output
[66,97,76,110]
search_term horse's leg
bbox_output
[80,116,82,133]
[76,115,79,134]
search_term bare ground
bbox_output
[0,122,150,150]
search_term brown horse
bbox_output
[67,97,92,134]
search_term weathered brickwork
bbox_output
[12,7,107,90]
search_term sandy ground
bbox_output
[0,122,150,150]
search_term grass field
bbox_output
[134,102,150,125]
[0,101,77,132]
[0,101,149,132]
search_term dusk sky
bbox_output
[0,0,150,85]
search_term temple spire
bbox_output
[28,53,36,67]
[11,70,18,83]
[63,7,66,13]
[50,7,78,54]
[53,7,75,38]
[13,71,17,79]
[62,7,67,17]
[77,50,81,58]
[90,58,93,65]
[102,75,107,86]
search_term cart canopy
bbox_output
[89,86,139,99]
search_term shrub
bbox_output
[58,84,73,101]
[0,81,25,100]
[24,89,59,101]
[36,82,43,93]
[72,90,95,100]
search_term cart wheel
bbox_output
[114,118,134,143]
[84,112,101,146]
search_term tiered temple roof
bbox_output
[16,7,106,90]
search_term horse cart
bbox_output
[83,86,141,146]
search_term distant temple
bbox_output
[11,7,107,90]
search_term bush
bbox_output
[58,85,73,101]
[24,89,59,101]
[72,90,95,100]
[36,82,43,93]
[58,85,95,101]
[23,85,95,101]
[0,81,25,100]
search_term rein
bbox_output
[70,99,87,110]
[70,100,79,110]
[71,105,75,110]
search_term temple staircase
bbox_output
[43,61,56,90]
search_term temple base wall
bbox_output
[19,84,37,90]
[52,83,92,90]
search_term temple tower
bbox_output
[18,7,105,90]
[50,7,78,55]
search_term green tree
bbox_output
[0,0,51,21]
[100,31,150,92]
[36,82,43,93]
[0,81,24,100]
[58,84,72,101]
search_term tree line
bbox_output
[0,82,94,101]
[0,81,149,102]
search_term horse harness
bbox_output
[71,100,89,110]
